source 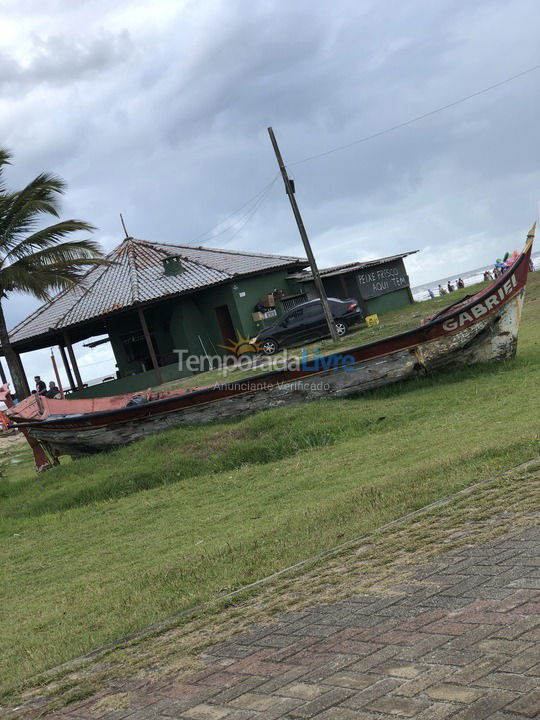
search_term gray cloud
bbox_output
[0,30,132,94]
[1,0,539,383]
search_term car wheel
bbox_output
[335,321,347,337]
[261,338,279,356]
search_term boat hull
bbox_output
[28,287,525,458]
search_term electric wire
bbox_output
[218,176,279,244]
[289,62,540,167]
[186,174,279,246]
[179,63,540,247]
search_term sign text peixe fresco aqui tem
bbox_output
[442,275,518,332]
[356,260,410,299]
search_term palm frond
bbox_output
[0,252,110,300]
[6,238,105,268]
[0,149,107,399]
[0,149,12,195]
[0,151,110,299]
[2,220,97,264]
[0,173,67,254]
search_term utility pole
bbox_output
[267,127,339,342]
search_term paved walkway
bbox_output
[56,525,540,720]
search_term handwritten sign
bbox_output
[356,260,410,299]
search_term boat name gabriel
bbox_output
[442,276,517,332]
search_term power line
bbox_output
[289,62,540,167]
[186,174,279,246]
[183,63,540,248]
[218,177,278,244]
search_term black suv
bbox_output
[255,297,364,355]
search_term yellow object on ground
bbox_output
[365,313,379,327]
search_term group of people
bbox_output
[433,278,465,297]
[34,375,61,399]
[425,253,536,302]
[485,265,508,280]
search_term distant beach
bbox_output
[412,251,540,301]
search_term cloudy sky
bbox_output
[1,0,540,386]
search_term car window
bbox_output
[302,303,324,320]
[285,308,303,326]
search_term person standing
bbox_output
[34,376,46,395]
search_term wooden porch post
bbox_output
[63,331,83,389]
[59,344,76,392]
[137,307,162,385]
[14,351,30,397]
[0,358,6,385]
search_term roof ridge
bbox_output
[131,237,303,262]
[130,238,233,278]
[125,238,141,303]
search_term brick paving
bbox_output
[50,526,540,719]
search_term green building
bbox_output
[7,237,307,397]
[294,252,418,317]
[7,239,418,398]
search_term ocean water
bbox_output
[412,252,540,302]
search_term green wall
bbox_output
[298,277,414,317]
[104,271,302,379]
[366,288,411,315]
[229,270,302,336]
[74,270,408,397]
[170,298,208,358]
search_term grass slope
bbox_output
[1,274,540,695]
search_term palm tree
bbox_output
[0,149,108,400]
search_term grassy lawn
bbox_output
[1,273,540,696]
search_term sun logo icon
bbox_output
[219,330,261,357]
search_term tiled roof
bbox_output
[9,237,305,345]
[295,252,418,281]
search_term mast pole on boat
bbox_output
[63,331,83,390]
[50,350,65,399]
[267,127,340,343]
[59,344,76,392]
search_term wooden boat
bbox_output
[3,225,535,471]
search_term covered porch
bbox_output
[5,236,306,399]
[6,303,178,399]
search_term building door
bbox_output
[215,305,236,345]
